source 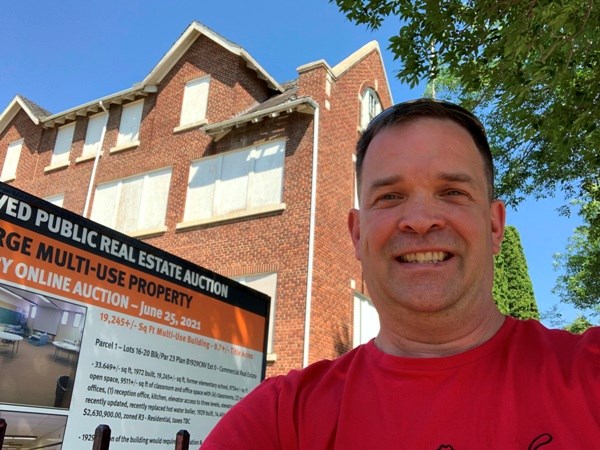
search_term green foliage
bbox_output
[493,226,539,320]
[553,182,600,310]
[564,315,594,334]
[333,0,600,206]
[553,224,600,309]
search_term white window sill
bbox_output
[110,141,140,154]
[173,119,208,134]
[0,175,15,183]
[176,203,286,230]
[128,226,168,239]
[44,161,69,174]
[76,153,98,164]
[266,352,277,363]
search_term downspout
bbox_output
[303,103,319,368]
[83,101,109,218]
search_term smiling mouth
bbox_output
[397,251,450,263]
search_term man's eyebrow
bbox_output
[366,175,404,193]
[438,172,476,185]
[368,172,476,189]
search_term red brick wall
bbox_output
[299,49,393,365]
[0,110,43,185]
[0,34,393,378]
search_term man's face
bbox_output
[348,118,505,319]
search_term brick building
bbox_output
[0,21,392,376]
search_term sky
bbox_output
[0,0,592,326]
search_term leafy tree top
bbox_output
[334,0,600,206]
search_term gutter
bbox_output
[203,98,315,140]
[302,102,319,368]
[82,101,109,218]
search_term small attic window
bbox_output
[179,76,210,128]
[360,88,382,130]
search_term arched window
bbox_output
[360,88,382,130]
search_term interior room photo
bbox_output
[0,283,86,409]
[0,409,66,450]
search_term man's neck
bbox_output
[374,307,505,358]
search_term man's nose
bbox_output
[396,195,445,234]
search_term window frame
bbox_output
[233,272,277,356]
[1,138,24,182]
[90,167,172,237]
[353,292,380,347]
[44,193,65,208]
[113,99,144,152]
[175,75,211,132]
[79,111,109,162]
[178,139,286,228]
[46,122,76,171]
[359,87,382,131]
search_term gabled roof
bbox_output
[0,95,51,133]
[297,40,393,101]
[0,21,283,134]
[142,21,283,93]
[204,41,394,141]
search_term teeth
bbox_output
[399,251,448,263]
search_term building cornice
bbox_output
[202,97,318,141]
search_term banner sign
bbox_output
[0,182,269,448]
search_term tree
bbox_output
[334,0,600,204]
[564,315,595,334]
[493,226,539,320]
[334,0,600,310]
[553,224,600,310]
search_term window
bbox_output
[51,123,75,167]
[353,293,379,347]
[44,193,65,207]
[183,140,285,223]
[73,313,82,328]
[1,139,23,182]
[115,100,143,148]
[80,111,108,160]
[360,88,382,130]
[179,76,210,128]
[61,311,69,325]
[90,168,172,235]
[234,273,277,354]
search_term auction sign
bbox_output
[0,182,269,448]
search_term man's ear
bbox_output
[348,208,361,261]
[490,200,506,255]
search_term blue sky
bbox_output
[1,0,591,326]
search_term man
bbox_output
[202,99,600,449]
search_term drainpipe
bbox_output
[83,101,109,218]
[302,103,319,368]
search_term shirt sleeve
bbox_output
[200,376,284,449]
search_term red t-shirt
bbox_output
[202,318,600,449]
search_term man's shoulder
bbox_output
[510,318,600,361]
[513,317,599,340]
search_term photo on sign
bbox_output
[0,282,87,409]
[0,409,67,449]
